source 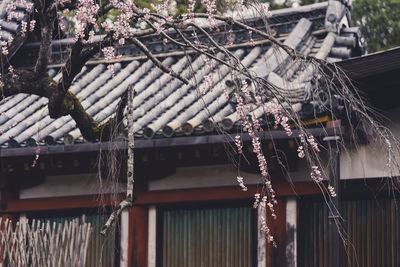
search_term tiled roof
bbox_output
[0,0,30,39]
[0,1,362,148]
[0,0,31,58]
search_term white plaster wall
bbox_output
[148,164,263,191]
[19,173,126,199]
[149,154,330,191]
[340,108,400,179]
[340,144,400,179]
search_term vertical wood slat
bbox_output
[29,213,116,267]
[1,216,93,266]
[299,198,400,267]
[161,205,253,267]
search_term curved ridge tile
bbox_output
[68,65,105,95]
[78,63,123,105]
[85,61,141,115]
[0,94,27,114]
[63,59,162,141]
[140,53,231,137]
[49,57,172,140]
[132,54,217,135]
[0,96,46,129]
[133,58,175,96]
[251,18,313,78]
[0,95,46,144]
[181,47,263,131]
[132,56,189,119]
[162,49,256,136]
[43,62,140,141]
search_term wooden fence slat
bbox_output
[0,216,91,266]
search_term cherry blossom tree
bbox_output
[1,0,400,244]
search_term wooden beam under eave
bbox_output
[2,178,392,213]
[0,193,125,213]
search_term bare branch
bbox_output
[100,200,131,236]
[131,37,190,85]
[101,85,135,236]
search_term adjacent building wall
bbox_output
[340,107,400,179]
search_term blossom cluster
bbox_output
[231,82,280,220]
[310,165,323,183]
[328,184,336,197]
[74,0,100,42]
[297,145,305,158]
[1,41,8,55]
[102,47,119,76]
[297,132,322,186]
[235,135,243,154]
[21,21,27,36]
[30,20,36,32]
[241,79,251,101]
[264,101,292,136]
[251,113,262,132]
[298,133,320,154]
[236,176,247,191]
[188,0,196,21]
[307,134,320,152]
[31,135,40,168]
[58,0,72,7]
[8,66,16,78]
[201,0,218,30]
[201,57,215,94]
[259,209,277,247]
[253,193,260,208]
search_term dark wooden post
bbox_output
[0,172,19,223]
[0,172,19,264]
[129,206,149,267]
[323,136,342,267]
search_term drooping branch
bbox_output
[193,13,321,63]
[138,10,322,67]
[172,26,252,77]
[185,22,244,69]
[135,12,255,79]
